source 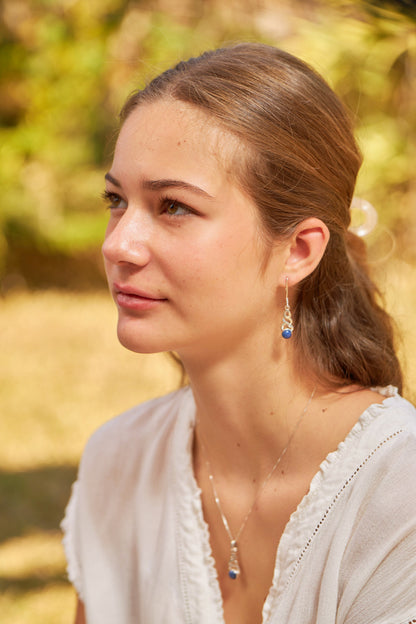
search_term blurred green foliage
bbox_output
[0,0,415,289]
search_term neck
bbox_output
[181,339,316,482]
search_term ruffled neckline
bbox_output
[173,385,402,624]
[263,385,401,619]
[173,386,225,623]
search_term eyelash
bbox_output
[101,190,193,218]
[102,190,125,210]
[160,196,193,217]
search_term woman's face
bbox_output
[102,99,286,363]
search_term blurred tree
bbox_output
[0,0,414,290]
[362,0,416,21]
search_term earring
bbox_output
[281,277,294,339]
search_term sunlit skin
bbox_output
[102,99,290,366]
[92,99,385,624]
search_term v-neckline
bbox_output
[174,385,397,624]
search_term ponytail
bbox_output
[295,231,402,392]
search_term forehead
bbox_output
[113,99,241,191]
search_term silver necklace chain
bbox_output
[198,387,316,580]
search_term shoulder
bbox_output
[342,390,416,515]
[376,386,416,427]
[313,389,416,519]
[79,385,194,478]
[355,387,416,448]
[87,385,192,442]
[349,389,416,484]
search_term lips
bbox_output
[114,283,165,300]
[113,283,167,311]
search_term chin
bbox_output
[116,320,172,355]
[117,330,161,354]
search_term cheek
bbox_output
[175,244,251,300]
[170,254,225,308]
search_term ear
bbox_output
[279,217,330,287]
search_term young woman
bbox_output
[62,43,416,624]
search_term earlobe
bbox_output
[281,217,330,286]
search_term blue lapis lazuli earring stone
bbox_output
[228,570,238,580]
[282,329,292,339]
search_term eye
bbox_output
[161,198,192,217]
[102,190,127,211]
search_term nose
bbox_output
[102,209,152,267]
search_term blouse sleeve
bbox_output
[339,433,416,624]
[61,480,85,601]
[342,527,416,623]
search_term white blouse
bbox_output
[62,385,416,624]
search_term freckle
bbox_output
[236,442,241,447]
[177,141,181,146]
[322,407,328,413]
[281,470,285,475]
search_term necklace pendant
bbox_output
[228,540,241,580]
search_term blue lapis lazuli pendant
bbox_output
[282,329,292,339]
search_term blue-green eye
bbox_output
[102,190,127,211]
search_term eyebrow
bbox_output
[104,173,214,200]
[105,173,122,187]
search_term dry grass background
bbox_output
[0,258,414,623]
[0,291,180,623]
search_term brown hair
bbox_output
[120,43,403,392]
